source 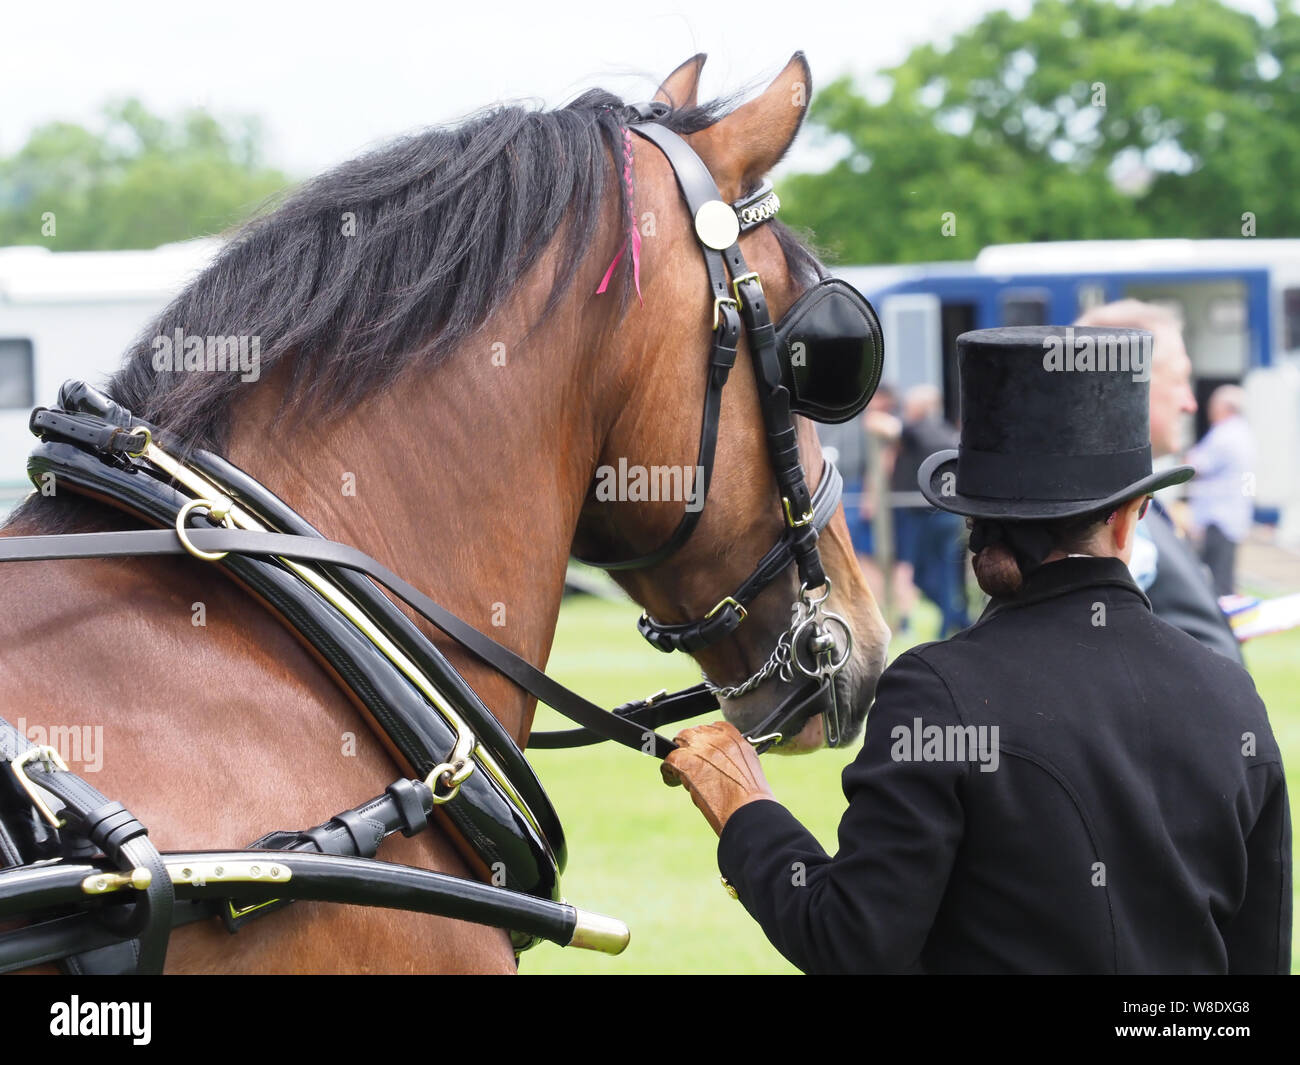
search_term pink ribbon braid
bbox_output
[595,125,643,305]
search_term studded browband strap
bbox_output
[733,179,781,232]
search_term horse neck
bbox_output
[221,326,608,746]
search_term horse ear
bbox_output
[691,51,811,202]
[652,53,707,110]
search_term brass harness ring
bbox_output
[176,498,230,562]
[424,757,475,805]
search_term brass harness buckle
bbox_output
[712,296,739,332]
[704,596,747,622]
[783,497,814,528]
[730,271,763,309]
[10,745,69,828]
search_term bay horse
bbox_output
[0,52,888,972]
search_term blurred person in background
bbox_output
[891,384,970,637]
[1186,385,1256,597]
[852,383,900,602]
[820,383,893,577]
[1074,300,1242,663]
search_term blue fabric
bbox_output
[896,507,971,637]
[893,507,925,567]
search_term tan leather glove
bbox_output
[661,721,776,836]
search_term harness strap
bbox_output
[0,716,174,973]
[725,255,827,593]
[27,437,562,901]
[572,118,746,573]
[636,461,841,653]
[178,446,565,865]
[572,300,741,571]
[0,524,679,760]
[528,682,717,750]
[216,776,440,932]
[574,288,741,572]
[44,378,567,870]
[28,408,147,455]
[0,820,21,868]
[742,678,838,756]
[628,120,736,302]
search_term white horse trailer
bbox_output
[0,240,221,517]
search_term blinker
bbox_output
[774,278,884,424]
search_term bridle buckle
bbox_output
[11,746,70,828]
[730,271,763,308]
[712,295,739,331]
[704,596,746,622]
[782,496,814,528]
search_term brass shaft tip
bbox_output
[568,909,631,955]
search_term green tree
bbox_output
[784,0,1300,264]
[0,99,289,250]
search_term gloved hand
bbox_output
[661,721,776,835]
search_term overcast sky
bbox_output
[3,0,1276,178]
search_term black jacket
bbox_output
[718,556,1291,974]
[1143,498,1243,663]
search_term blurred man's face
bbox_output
[1149,330,1197,457]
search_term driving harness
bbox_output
[0,101,884,974]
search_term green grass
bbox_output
[1241,626,1300,975]
[521,593,1300,974]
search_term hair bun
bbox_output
[973,542,1023,598]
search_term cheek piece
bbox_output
[571,101,885,753]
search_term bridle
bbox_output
[574,102,865,749]
[0,99,882,974]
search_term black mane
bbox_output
[10,85,826,532]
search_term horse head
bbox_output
[572,53,891,750]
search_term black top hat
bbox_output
[917,326,1194,520]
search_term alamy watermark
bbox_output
[50,996,150,1045]
[890,717,999,772]
[1042,326,1150,382]
[0,718,104,772]
[593,459,705,512]
[151,328,261,382]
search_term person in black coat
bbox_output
[1075,299,1242,662]
[663,326,1291,974]
[1141,495,1243,662]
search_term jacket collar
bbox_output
[978,554,1152,623]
